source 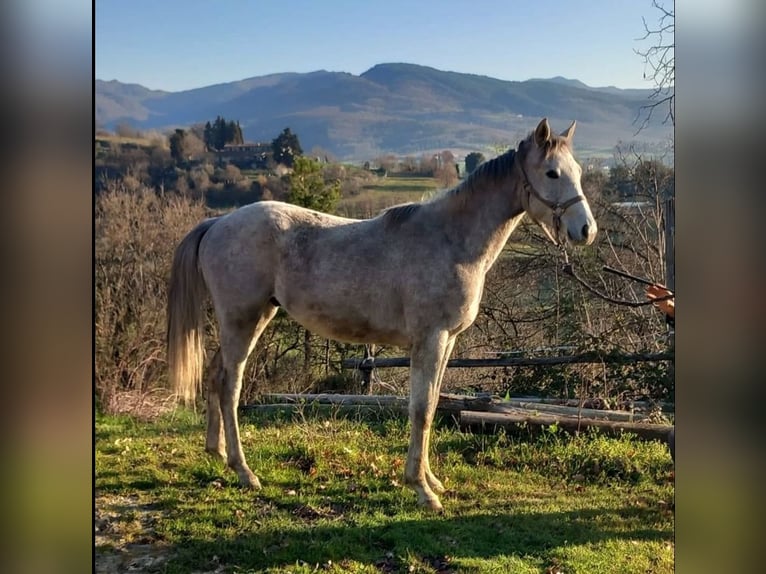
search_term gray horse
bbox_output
[167,118,597,511]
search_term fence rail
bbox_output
[341,351,674,388]
[342,351,672,370]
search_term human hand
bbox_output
[646,284,674,318]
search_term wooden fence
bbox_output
[341,350,674,389]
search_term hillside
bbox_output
[96,63,672,160]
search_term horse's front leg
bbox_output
[423,336,455,495]
[404,330,453,511]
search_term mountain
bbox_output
[96,63,672,160]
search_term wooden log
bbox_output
[254,392,493,415]
[257,393,407,406]
[503,396,674,412]
[459,410,673,442]
[251,393,656,423]
[240,403,409,417]
[494,401,649,422]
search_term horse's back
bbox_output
[197,201,368,304]
[195,199,478,346]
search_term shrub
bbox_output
[95,184,207,411]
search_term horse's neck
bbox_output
[438,175,526,270]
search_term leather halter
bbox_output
[516,145,586,246]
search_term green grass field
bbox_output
[337,177,440,218]
[96,410,674,573]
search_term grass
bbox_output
[95,134,159,147]
[337,177,441,218]
[95,410,674,573]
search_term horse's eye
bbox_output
[546,170,560,179]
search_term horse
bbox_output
[167,118,597,511]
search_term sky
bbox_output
[96,0,667,92]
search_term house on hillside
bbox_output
[216,142,272,168]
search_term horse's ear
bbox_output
[560,120,576,141]
[534,118,551,147]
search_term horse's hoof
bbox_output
[205,447,226,461]
[238,472,262,490]
[426,474,446,494]
[418,493,444,513]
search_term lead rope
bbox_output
[559,247,673,308]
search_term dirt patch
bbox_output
[95,493,170,573]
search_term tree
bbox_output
[272,128,303,167]
[635,0,674,129]
[169,128,206,164]
[435,163,458,188]
[605,164,634,200]
[287,156,340,213]
[203,116,244,151]
[464,152,486,174]
[433,151,458,188]
[169,129,185,164]
[375,154,397,172]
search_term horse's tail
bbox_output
[166,217,219,405]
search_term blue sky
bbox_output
[96,0,664,92]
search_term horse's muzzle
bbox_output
[567,220,597,245]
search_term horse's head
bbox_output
[518,118,597,246]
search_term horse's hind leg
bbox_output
[404,330,453,511]
[219,305,278,489]
[204,348,226,460]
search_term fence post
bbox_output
[664,196,675,397]
[360,344,376,395]
[664,197,675,291]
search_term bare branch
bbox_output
[634,1,675,132]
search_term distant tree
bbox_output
[169,128,206,163]
[203,116,244,151]
[419,153,437,176]
[287,156,340,213]
[581,168,607,202]
[439,150,455,164]
[169,129,185,163]
[272,128,303,167]
[632,158,674,201]
[183,131,207,158]
[605,164,634,200]
[203,121,213,150]
[464,152,486,174]
[400,156,418,173]
[375,154,397,172]
[432,150,458,187]
[227,120,244,145]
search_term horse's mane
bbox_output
[381,129,571,224]
[444,129,571,207]
[382,202,421,227]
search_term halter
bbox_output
[516,145,586,247]
[515,142,671,309]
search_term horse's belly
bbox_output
[285,304,409,347]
